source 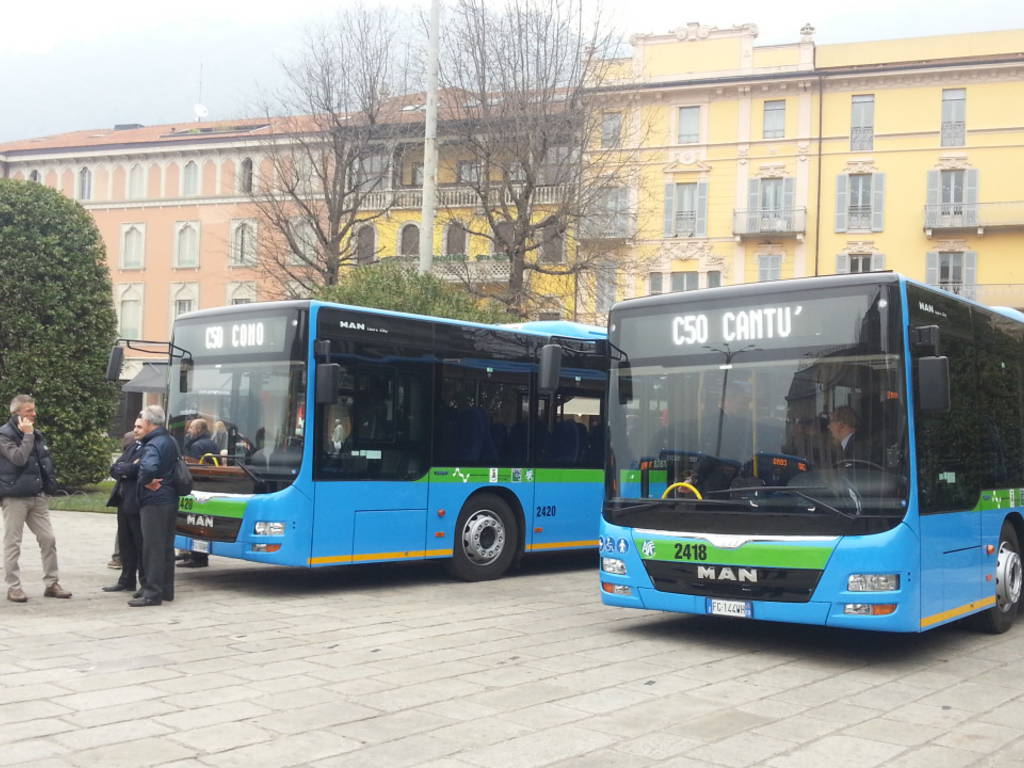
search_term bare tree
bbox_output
[250,6,416,296]
[437,0,649,320]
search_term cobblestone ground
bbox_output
[1,510,1023,767]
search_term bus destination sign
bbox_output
[174,314,296,358]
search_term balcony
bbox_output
[850,126,874,151]
[389,253,510,284]
[941,120,965,147]
[361,184,569,211]
[733,207,806,239]
[924,202,1024,236]
[847,205,872,231]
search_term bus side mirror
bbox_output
[918,356,950,412]
[617,361,633,405]
[105,346,124,380]
[537,344,562,396]
[316,363,341,405]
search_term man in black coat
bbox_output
[0,394,71,603]
[129,405,180,607]
[184,418,219,461]
[828,406,871,463]
[103,419,145,594]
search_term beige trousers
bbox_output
[2,494,59,589]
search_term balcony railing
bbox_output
[850,126,874,151]
[925,202,1024,233]
[389,254,510,283]
[361,184,569,211]
[733,207,807,237]
[941,120,965,147]
[848,205,872,231]
[669,211,697,238]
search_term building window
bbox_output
[171,283,199,322]
[671,271,698,292]
[706,270,721,288]
[596,267,617,315]
[926,168,977,227]
[649,272,663,295]
[540,220,563,264]
[601,112,622,148]
[231,220,257,266]
[836,252,886,273]
[926,250,976,298]
[410,163,424,187]
[758,254,782,282]
[540,146,573,185]
[289,220,317,265]
[182,161,199,196]
[939,252,964,290]
[457,162,481,185]
[400,224,419,256]
[677,106,699,144]
[238,157,253,194]
[836,173,885,233]
[117,285,143,339]
[941,89,966,147]
[175,223,199,268]
[586,186,630,238]
[28,170,40,183]
[127,164,145,199]
[763,100,785,139]
[851,95,874,151]
[664,182,707,238]
[175,299,194,317]
[356,225,376,265]
[228,281,256,306]
[848,174,871,230]
[78,167,92,200]
[121,224,144,269]
[538,312,561,321]
[445,222,467,256]
[356,154,386,190]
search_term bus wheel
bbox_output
[445,493,517,582]
[974,523,1023,634]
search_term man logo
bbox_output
[339,320,366,331]
[186,514,214,528]
[697,565,758,583]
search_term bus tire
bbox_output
[445,493,518,582]
[974,523,1023,634]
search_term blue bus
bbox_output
[597,273,1024,632]
[153,300,604,580]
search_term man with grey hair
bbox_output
[130,404,180,607]
[0,395,71,602]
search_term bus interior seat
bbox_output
[546,420,581,465]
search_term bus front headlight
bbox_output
[602,557,627,575]
[847,573,899,592]
[254,521,286,536]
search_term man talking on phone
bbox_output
[0,395,71,603]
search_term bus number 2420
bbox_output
[536,505,557,517]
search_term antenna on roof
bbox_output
[193,61,207,122]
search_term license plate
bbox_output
[191,539,210,554]
[707,598,752,618]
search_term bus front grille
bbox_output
[642,561,822,603]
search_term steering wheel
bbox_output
[834,458,885,472]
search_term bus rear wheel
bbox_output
[445,493,517,582]
[974,523,1023,634]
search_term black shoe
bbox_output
[132,589,144,598]
[127,596,162,607]
[101,584,131,592]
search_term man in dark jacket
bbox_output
[129,405,179,607]
[184,418,219,461]
[0,395,71,603]
[103,419,145,594]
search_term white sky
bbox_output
[2,0,1022,143]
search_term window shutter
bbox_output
[783,177,795,211]
[925,251,939,285]
[664,183,675,237]
[871,173,885,231]
[871,253,886,271]
[835,254,850,274]
[747,180,760,231]
[695,181,708,237]
[926,170,940,227]
[965,169,979,226]
[758,254,769,282]
[835,174,848,232]
[964,250,977,297]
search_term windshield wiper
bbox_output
[704,485,859,520]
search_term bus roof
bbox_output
[176,299,606,341]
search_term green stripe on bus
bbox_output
[426,467,602,483]
[179,497,247,519]
[635,537,833,569]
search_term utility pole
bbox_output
[418,0,440,274]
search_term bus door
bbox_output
[531,370,605,550]
[312,360,432,566]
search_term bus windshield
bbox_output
[167,308,308,494]
[607,284,908,535]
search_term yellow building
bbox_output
[598,23,1024,313]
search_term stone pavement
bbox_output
[2,509,1024,768]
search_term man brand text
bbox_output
[697,565,758,582]
[339,320,366,331]
[186,514,214,528]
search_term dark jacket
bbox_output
[0,417,57,498]
[185,435,219,460]
[109,440,144,514]
[137,426,179,507]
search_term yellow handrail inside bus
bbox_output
[199,453,221,467]
[662,482,703,500]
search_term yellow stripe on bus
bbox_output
[920,595,997,628]
[527,539,599,551]
[309,549,453,565]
